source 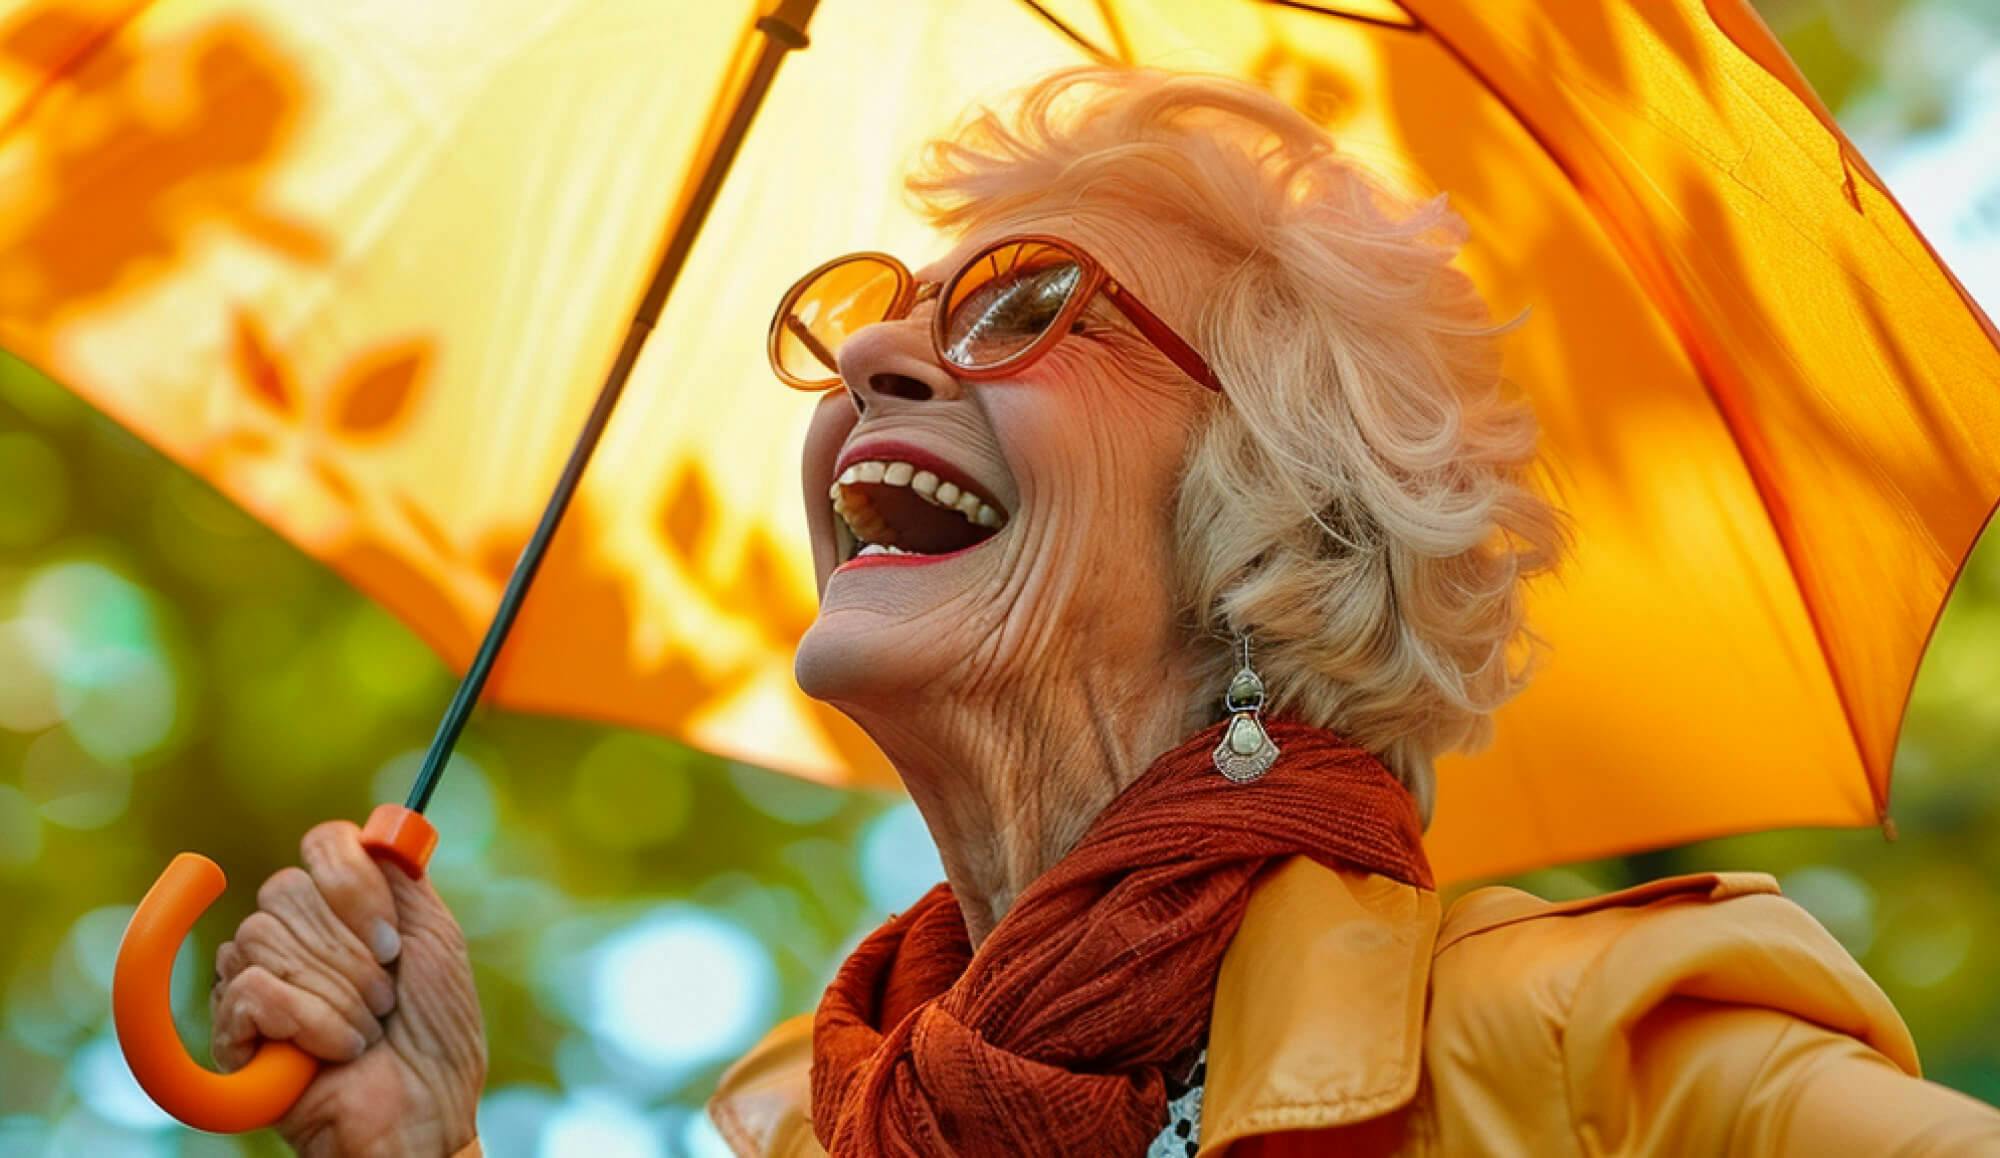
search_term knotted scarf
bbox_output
[810,718,1433,1156]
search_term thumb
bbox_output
[366,864,487,1147]
[381,866,468,968]
[377,866,484,1073]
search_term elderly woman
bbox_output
[211,69,1999,1156]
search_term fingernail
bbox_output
[370,920,401,964]
[343,1027,368,1060]
[366,976,397,1017]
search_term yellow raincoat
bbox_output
[709,861,2000,1155]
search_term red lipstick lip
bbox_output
[832,536,993,574]
[833,440,999,510]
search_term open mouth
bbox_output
[829,446,1009,566]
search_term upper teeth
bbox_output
[830,459,1006,531]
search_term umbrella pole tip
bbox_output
[757,0,817,50]
[1878,812,1900,843]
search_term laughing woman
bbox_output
[211,69,2000,1156]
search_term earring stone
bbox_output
[1213,648,1279,783]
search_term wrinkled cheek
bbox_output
[802,394,856,586]
[994,437,1187,665]
[802,394,854,494]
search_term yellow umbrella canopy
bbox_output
[1,0,1994,882]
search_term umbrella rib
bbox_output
[1092,0,1134,63]
[1257,0,1421,34]
[1015,0,1117,64]
[1399,1,1885,818]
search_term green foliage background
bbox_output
[1,2,1995,1153]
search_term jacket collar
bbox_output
[1198,856,1440,1155]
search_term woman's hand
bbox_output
[210,820,486,1157]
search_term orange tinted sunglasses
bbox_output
[768,234,1223,393]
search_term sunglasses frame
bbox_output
[768,233,1223,393]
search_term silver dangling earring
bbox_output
[1213,635,1280,783]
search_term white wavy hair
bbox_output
[908,68,1568,824]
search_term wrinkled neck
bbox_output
[855,665,1209,947]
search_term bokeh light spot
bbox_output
[20,562,156,670]
[539,1090,663,1158]
[373,750,495,866]
[477,1085,561,1158]
[339,603,444,709]
[1780,866,1876,957]
[587,908,774,1074]
[43,1106,161,1156]
[859,802,943,913]
[1885,905,1974,989]
[728,762,844,826]
[23,731,131,831]
[0,622,64,733]
[63,905,139,997]
[568,733,694,851]
[0,1115,52,1156]
[16,561,181,760]
[55,648,178,762]
[681,1111,738,1158]
[70,1035,171,1130]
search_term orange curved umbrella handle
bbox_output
[112,805,438,1133]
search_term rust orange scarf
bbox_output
[810,719,1433,1156]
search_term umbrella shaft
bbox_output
[404,0,821,814]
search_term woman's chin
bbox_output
[794,610,934,707]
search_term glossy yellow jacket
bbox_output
[708,859,2000,1155]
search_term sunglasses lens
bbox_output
[940,241,1083,371]
[774,255,906,388]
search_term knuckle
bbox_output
[229,967,274,1016]
[237,910,285,949]
[257,866,311,911]
[235,918,306,983]
[315,862,364,909]
[303,820,362,859]
[236,964,306,1017]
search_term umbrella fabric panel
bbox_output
[0,0,895,784]
[1394,0,2000,875]
[5,0,1998,881]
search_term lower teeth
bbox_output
[856,543,913,558]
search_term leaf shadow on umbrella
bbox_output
[197,311,434,551]
[1523,0,1710,100]
[343,458,887,784]
[653,468,890,779]
[1368,28,1702,531]
[1668,169,2000,780]
[1675,177,1952,552]
[0,4,328,330]
[192,313,884,783]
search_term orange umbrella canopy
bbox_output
[1,0,1995,882]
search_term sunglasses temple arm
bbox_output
[1103,283,1224,392]
[786,315,841,375]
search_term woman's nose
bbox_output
[835,321,961,416]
